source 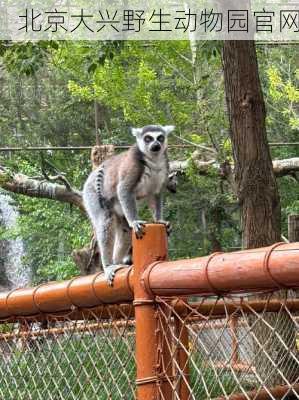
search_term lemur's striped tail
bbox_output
[95,167,107,208]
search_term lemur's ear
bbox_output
[131,127,143,137]
[163,125,175,135]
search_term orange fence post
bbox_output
[133,224,168,400]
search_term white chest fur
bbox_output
[136,158,168,199]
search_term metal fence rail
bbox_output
[0,224,298,400]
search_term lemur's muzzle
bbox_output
[150,142,161,152]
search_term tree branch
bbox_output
[170,156,299,178]
[1,157,298,212]
[272,158,299,177]
[0,166,83,210]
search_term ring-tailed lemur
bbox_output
[83,125,174,285]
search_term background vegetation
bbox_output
[0,40,298,284]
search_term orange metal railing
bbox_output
[0,225,298,319]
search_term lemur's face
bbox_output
[132,125,175,157]
[141,130,167,155]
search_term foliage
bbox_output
[0,155,90,284]
[0,40,298,284]
[36,257,80,282]
[257,45,299,236]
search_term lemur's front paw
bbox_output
[131,220,146,239]
[157,220,172,236]
[104,265,125,286]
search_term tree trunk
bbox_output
[223,40,297,388]
[223,40,281,249]
[288,215,299,242]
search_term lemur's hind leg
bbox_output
[94,208,115,270]
[113,216,132,265]
[94,208,131,286]
[83,186,116,283]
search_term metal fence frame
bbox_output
[1,224,299,399]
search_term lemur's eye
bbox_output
[144,135,153,143]
[157,135,165,143]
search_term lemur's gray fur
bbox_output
[83,124,175,285]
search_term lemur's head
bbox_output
[132,125,175,157]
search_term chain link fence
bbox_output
[1,291,299,399]
[155,291,299,400]
[0,305,136,400]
